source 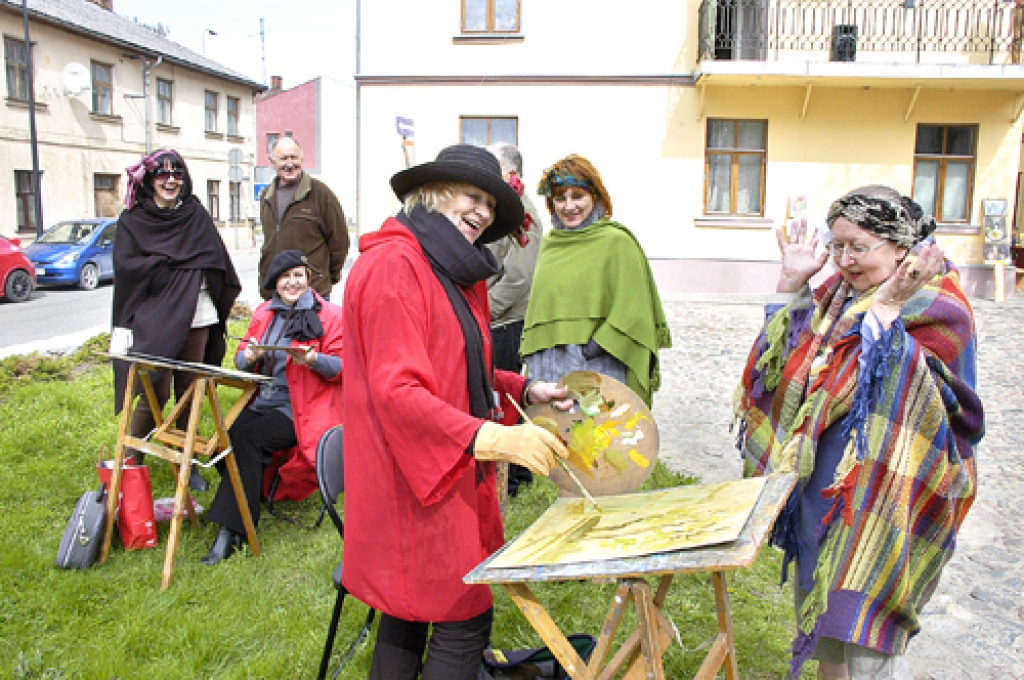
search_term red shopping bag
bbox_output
[97,451,158,551]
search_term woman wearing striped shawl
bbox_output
[735,185,983,679]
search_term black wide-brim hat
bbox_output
[390,144,525,245]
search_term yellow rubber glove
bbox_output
[473,421,568,477]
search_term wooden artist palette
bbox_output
[526,371,658,497]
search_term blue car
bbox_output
[26,219,117,290]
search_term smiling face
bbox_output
[830,217,908,292]
[271,138,304,187]
[275,265,310,305]
[552,186,596,229]
[151,159,184,209]
[437,183,496,244]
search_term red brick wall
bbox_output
[256,79,318,170]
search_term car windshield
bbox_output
[38,222,100,245]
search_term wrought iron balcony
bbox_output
[697,0,1024,65]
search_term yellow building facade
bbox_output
[357,0,1024,295]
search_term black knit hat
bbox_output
[262,249,309,290]
[390,144,524,245]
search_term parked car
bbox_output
[0,234,37,302]
[26,219,117,290]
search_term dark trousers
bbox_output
[129,327,210,460]
[369,608,493,680]
[206,407,297,536]
[491,321,533,493]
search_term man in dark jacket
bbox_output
[258,137,349,299]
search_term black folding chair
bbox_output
[316,425,377,680]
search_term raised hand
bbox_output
[776,220,829,293]
[870,242,944,329]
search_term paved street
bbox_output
[654,293,1024,680]
[0,249,260,359]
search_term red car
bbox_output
[1,234,36,303]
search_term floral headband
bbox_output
[124,148,174,210]
[537,170,594,198]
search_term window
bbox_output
[462,0,520,32]
[460,116,517,146]
[229,181,241,222]
[266,133,280,157]
[5,37,28,100]
[94,174,120,217]
[15,170,41,233]
[227,96,240,136]
[913,125,977,223]
[205,91,218,132]
[156,78,173,125]
[207,180,220,220]
[91,61,113,115]
[704,119,767,215]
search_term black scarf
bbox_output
[397,206,500,419]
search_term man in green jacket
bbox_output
[258,137,349,299]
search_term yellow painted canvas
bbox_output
[490,477,768,568]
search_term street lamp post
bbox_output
[21,0,43,237]
[201,28,217,56]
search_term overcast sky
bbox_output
[112,0,356,89]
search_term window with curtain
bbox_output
[205,91,219,132]
[913,124,977,223]
[5,37,28,101]
[462,0,520,32]
[91,61,113,115]
[15,170,41,233]
[156,79,173,125]
[704,119,767,215]
[227,96,239,136]
[207,180,220,220]
[229,182,241,222]
[460,116,517,147]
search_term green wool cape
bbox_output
[520,219,671,406]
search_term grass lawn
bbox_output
[0,328,809,679]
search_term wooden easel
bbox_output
[466,474,797,679]
[98,353,272,589]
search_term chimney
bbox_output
[270,76,283,92]
[86,0,114,10]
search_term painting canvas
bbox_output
[490,477,768,568]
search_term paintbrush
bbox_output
[506,395,602,512]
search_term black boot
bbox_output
[200,526,244,566]
[188,467,209,492]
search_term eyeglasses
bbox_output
[154,169,184,181]
[826,240,886,260]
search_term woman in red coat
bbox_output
[202,249,343,565]
[342,145,571,679]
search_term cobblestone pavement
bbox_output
[652,294,1024,680]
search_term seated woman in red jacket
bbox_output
[202,249,343,565]
[342,145,572,679]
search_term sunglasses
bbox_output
[154,169,184,181]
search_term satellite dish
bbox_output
[62,62,91,96]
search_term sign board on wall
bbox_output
[983,198,1010,264]
[396,116,414,138]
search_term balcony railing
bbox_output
[698,0,1024,65]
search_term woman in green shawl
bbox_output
[521,155,671,407]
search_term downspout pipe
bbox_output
[142,55,163,154]
[355,0,362,239]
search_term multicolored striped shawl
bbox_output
[734,266,983,678]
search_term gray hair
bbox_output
[486,142,522,176]
[270,136,303,159]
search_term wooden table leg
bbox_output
[205,380,260,557]
[713,571,739,680]
[629,580,665,680]
[100,364,137,564]
[505,583,587,680]
[583,582,631,680]
[161,380,205,590]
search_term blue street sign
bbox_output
[396,116,414,138]
[254,183,269,201]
